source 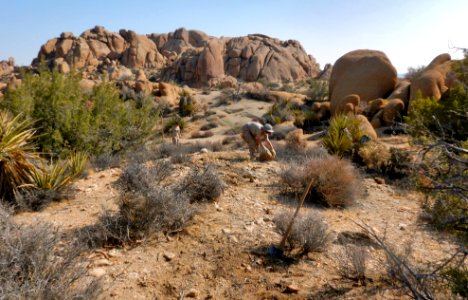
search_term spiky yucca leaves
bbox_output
[0,112,40,201]
[67,151,89,178]
[322,114,364,157]
[30,160,72,191]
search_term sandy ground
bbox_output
[13,90,462,299]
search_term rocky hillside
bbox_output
[34,26,321,86]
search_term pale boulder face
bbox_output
[410,53,455,101]
[197,39,225,83]
[332,94,360,115]
[120,30,164,69]
[33,26,320,86]
[329,49,398,115]
[157,82,183,107]
[356,114,378,140]
[225,35,320,83]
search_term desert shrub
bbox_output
[116,160,172,193]
[280,155,361,207]
[273,209,330,253]
[193,140,224,152]
[406,92,468,143]
[84,187,196,247]
[322,114,364,157]
[444,267,468,297]
[357,141,391,172]
[383,147,413,179]
[163,116,187,133]
[338,245,368,283]
[190,130,214,139]
[90,153,121,171]
[264,97,301,125]
[1,68,156,158]
[404,65,426,80]
[306,79,329,102]
[273,142,329,163]
[284,129,308,153]
[406,53,467,240]
[13,188,66,212]
[176,165,226,203]
[0,204,101,299]
[200,122,218,131]
[178,90,197,117]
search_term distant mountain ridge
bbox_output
[34,25,321,86]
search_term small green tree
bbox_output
[406,51,468,241]
[1,68,156,157]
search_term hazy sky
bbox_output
[2,0,468,73]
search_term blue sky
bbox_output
[2,0,468,73]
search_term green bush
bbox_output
[322,114,364,157]
[178,90,197,117]
[407,53,468,241]
[1,68,156,158]
[306,79,329,102]
[163,116,187,133]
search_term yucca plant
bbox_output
[30,160,72,192]
[322,114,364,157]
[67,151,89,178]
[0,111,40,201]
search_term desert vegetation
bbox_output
[0,38,467,299]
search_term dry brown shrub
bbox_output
[285,128,308,152]
[273,209,331,253]
[190,130,214,139]
[280,156,361,207]
[338,245,369,283]
[0,204,101,299]
[358,140,391,172]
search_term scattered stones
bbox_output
[163,252,176,261]
[374,177,385,184]
[185,288,199,298]
[89,267,106,277]
[94,258,112,267]
[108,248,122,258]
[399,223,408,230]
[283,284,300,294]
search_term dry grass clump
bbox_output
[273,209,331,254]
[116,160,172,193]
[280,155,361,207]
[87,188,196,247]
[338,245,369,283]
[190,130,214,139]
[200,122,218,131]
[91,152,121,171]
[358,140,391,172]
[0,204,101,299]
[273,142,329,164]
[176,164,226,203]
[284,128,308,152]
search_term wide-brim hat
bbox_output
[262,123,274,133]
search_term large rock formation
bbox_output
[34,26,320,86]
[329,49,398,115]
[409,53,456,101]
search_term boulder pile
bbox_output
[34,26,321,87]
